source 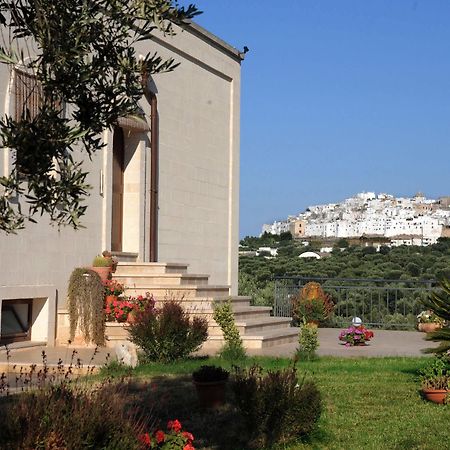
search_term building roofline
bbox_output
[184,21,245,63]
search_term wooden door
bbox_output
[111,127,124,251]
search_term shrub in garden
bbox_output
[213,300,246,361]
[232,365,322,448]
[128,300,208,363]
[0,382,145,449]
[292,282,334,325]
[297,322,319,360]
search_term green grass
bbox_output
[102,356,449,450]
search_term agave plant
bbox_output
[422,278,450,353]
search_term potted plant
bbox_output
[292,282,334,326]
[419,354,450,404]
[91,254,114,282]
[104,297,134,323]
[104,279,125,305]
[192,365,229,408]
[338,321,374,347]
[416,310,444,333]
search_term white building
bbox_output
[0,21,243,346]
[267,192,449,246]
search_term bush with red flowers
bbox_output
[105,292,154,322]
[104,279,125,296]
[338,326,374,346]
[139,419,195,449]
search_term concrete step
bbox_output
[115,262,189,276]
[113,273,210,287]
[186,306,272,323]
[208,316,292,336]
[172,296,253,311]
[203,327,299,351]
[124,285,231,300]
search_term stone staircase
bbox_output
[113,262,299,351]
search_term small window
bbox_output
[14,69,42,121]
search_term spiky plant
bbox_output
[422,278,450,353]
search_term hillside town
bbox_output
[262,192,450,246]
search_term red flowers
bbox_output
[155,430,165,443]
[139,433,152,446]
[139,419,194,449]
[167,419,182,433]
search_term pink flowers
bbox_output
[339,325,374,346]
[139,419,194,449]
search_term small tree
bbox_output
[0,1,199,233]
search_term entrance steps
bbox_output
[113,262,299,351]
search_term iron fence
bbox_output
[273,276,437,329]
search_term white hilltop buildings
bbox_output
[261,192,450,247]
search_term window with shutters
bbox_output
[14,69,42,121]
[13,69,43,175]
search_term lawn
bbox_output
[102,356,449,450]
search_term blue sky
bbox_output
[188,1,450,237]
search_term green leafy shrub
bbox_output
[422,278,450,353]
[192,365,230,383]
[298,323,319,360]
[232,365,322,448]
[67,268,105,345]
[128,299,208,363]
[0,382,145,449]
[419,353,450,390]
[213,300,246,361]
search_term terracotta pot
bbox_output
[418,323,442,333]
[193,380,227,408]
[422,388,449,404]
[91,266,112,282]
[307,320,319,327]
[127,311,137,324]
[105,295,118,306]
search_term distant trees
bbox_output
[238,236,450,306]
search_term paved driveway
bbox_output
[248,328,438,358]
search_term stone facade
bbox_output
[0,23,242,346]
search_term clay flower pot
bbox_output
[193,380,227,408]
[105,295,118,305]
[418,323,442,333]
[422,388,449,404]
[91,266,112,282]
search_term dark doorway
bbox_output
[112,127,125,252]
[0,299,32,344]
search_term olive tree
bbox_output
[0,0,199,233]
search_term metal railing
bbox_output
[273,276,437,329]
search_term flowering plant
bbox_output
[139,419,195,450]
[339,326,374,347]
[103,279,125,296]
[416,310,444,325]
[105,297,134,322]
[105,292,155,322]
